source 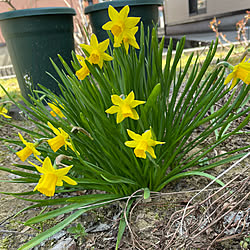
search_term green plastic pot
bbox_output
[85,0,163,42]
[0,7,76,101]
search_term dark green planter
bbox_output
[85,0,163,42]
[0,7,76,101]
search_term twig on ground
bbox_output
[179,151,250,235]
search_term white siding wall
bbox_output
[164,0,250,25]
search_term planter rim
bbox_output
[85,0,163,14]
[0,7,76,21]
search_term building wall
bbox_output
[164,0,250,26]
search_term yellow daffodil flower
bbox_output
[0,106,11,119]
[47,122,73,152]
[48,102,65,118]
[105,91,145,123]
[102,5,140,49]
[224,58,250,90]
[122,27,140,54]
[76,55,91,80]
[30,157,77,197]
[125,129,165,159]
[80,34,113,68]
[16,133,41,162]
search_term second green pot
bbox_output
[85,0,163,42]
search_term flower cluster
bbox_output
[14,6,165,197]
[76,34,113,80]
[76,5,140,80]
[15,104,77,197]
[12,5,250,199]
[105,90,165,158]
[102,5,140,53]
[76,6,165,160]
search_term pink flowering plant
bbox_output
[0,5,249,249]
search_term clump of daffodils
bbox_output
[1,5,249,250]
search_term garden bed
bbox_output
[0,118,249,249]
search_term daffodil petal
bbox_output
[147,147,156,159]
[148,139,165,147]
[125,91,135,104]
[66,141,74,151]
[111,95,123,105]
[98,39,109,51]
[224,73,234,85]
[134,148,146,159]
[116,112,125,123]
[47,122,60,135]
[62,176,77,185]
[56,179,64,186]
[55,165,73,176]
[0,107,11,118]
[80,43,92,54]
[124,41,129,54]
[18,133,27,144]
[43,157,55,172]
[98,59,104,69]
[127,129,141,140]
[119,5,130,20]
[130,100,145,108]
[130,109,139,120]
[124,141,137,148]
[129,38,140,50]
[102,21,113,30]
[90,34,99,48]
[108,5,118,21]
[105,105,120,114]
[114,35,123,47]
[239,62,250,70]
[142,130,152,140]
[16,147,32,162]
[229,78,238,90]
[34,166,48,175]
[102,53,113,61]
[76,54,86,66]
[2,113,12,119]
[76,65,90,80]
[125,17,141,28]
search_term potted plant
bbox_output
[84,0,163,42]
[0,7,76,101]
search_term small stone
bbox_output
[91,223,110,232]
[49,237,76,250]
[49,230,66,241]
